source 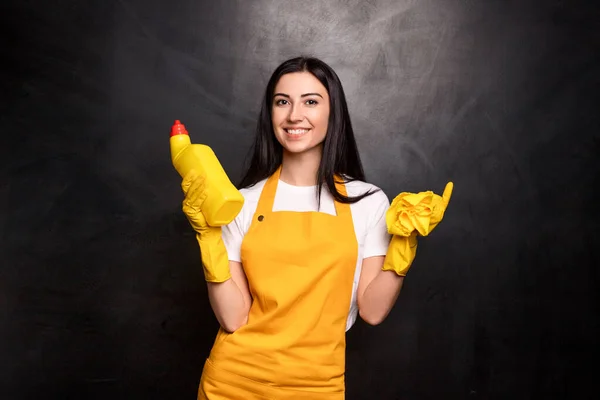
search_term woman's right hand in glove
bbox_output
[181,170,231,282]
[181,170,218,238]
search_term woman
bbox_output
[181,56,453,399]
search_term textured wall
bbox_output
[1,0,598,399]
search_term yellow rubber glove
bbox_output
[181,169,232,283]
[382,182,453,276]
[382,232,419,277]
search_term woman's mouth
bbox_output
[284,128,310,137]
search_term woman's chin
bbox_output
[282,141,323,156]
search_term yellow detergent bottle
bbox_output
[170,119,244,226]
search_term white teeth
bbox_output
[286,129,309,135]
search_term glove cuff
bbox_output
[381,233,418,277]
[196,233,232,283]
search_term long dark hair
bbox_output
[238,56,378,204]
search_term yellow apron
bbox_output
[198,167,358,399]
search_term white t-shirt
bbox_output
[221,178,392,331]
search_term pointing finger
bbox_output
[442,182,453,206]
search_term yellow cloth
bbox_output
[382,182,453,276]
[181,170,231,283]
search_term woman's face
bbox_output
[271,72,330,155]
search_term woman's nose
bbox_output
[288,104,303,122]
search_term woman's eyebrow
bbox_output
[301,93,323,98]
[274,92,324,98]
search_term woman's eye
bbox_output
[275,99,288,106]
[306,99,318,105]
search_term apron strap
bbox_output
[255,166,281,216]
[332,175,351,217]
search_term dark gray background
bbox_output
[1,0,598,399]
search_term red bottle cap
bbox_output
[170,120,189,137]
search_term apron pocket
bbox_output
[199,358,345,400]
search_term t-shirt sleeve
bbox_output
[221,210,246,263]
[363,190,392,258]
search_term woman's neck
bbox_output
[279,147,322,186]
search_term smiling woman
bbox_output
[179,56,453,399]
[271,72,330,164]
[273,72,329,153]
[237,57,381,205]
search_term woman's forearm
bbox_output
[358,269,404,325]
[206,261,252,333]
